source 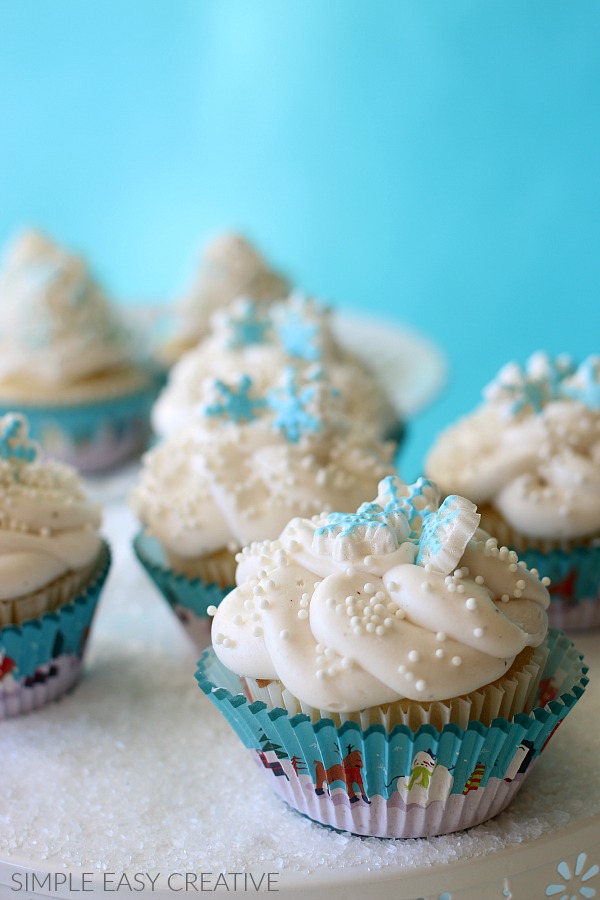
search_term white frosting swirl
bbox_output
[174,233,289,348]
[426,353,600,541]
[0,229,133,386]
[212,476,549,710]
[133,368,394,561]
[0,414,101,598]
[153,294,398,439]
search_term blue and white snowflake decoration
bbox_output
[224,299,271,349]
[267,368,322,443]
[203,376,267,423]
[275,296,322,362]
[485,353,578,416]
[560,356,600,409]
[377,475,440,539]
[0,414,39,467]
[545,852,598,899]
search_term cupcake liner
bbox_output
[0,542,111,718]
[240,642,548,731]
[195,629,588,838]
[164,546,237,589]
[133,530,232,651]
[0,378,157,473]
[520,544,600,631]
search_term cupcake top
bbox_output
[0,413,102,599]
[426,352,600,541]
[175,232,289,349]
[133,368,395,560]
[0,229,133,387]
[211,475,549,711]
[152,294,398,440]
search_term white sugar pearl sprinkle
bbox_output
[364,583,376,594]
[297,609,308,620]
[451,656,463,667]
[474,575,485,585]
[415,679,427,692]
[473,627,484,638]
[279,630,290,641]
[207,605,218,616]
[408,650,420,662]
[465,597,478,611]
[436,631,447,642]
[435,648,445,658]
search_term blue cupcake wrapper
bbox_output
[519,544,600,630]
[0,377,159,472]
[195,629,588,838]
[0,541,111,718]
[133,530,232,650]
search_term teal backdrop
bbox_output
[1,1,599,478]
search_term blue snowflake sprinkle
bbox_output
[276,302,321,362]
[560,357,600,409]
[224,300,271,349]
[0,414,39,466]
[267,369,322,443]
[203,376,267,423]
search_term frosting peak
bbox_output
[0,229,132,386]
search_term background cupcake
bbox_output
[152,293,402,445]
[426,352,600,630]
[159,232,290,365]
[0,412,110,717]
[133,366,395,648]
[199,474,587,838]
[0,229,158,473]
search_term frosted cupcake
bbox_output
[0,412,110,717]
[426,352,600,629]
[160,232,289,364]
[197,475,587,838]
[152,294,402,445]
[0,229,157,472]
[133,368,395,648]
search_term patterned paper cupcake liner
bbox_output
[0,542,111,719]
[195,629,588,839]
[133,531,232,651]
[0,380,157,473]
[519,544,600,631]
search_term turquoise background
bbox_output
[1,1,599,478]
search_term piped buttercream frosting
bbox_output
[0,413,102,598]
[211,475,549,710]
[426,352,600,541]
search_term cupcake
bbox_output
[197,475,588,838]
[0,412,110,717]
[426,352,600,630]
[159,232,289,365]
[152,293,402,444]
[133,367,395,648]
[0,229,158,472]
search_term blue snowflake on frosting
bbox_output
[267,368,322,443]
[316,503,392,539]
[224,300,271,349]
[488,354,576,416]
[377,475,440,539]
[275,302,321,362]
[203,376,267,423]
[560,357,600,409]
[0,414,39,466]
